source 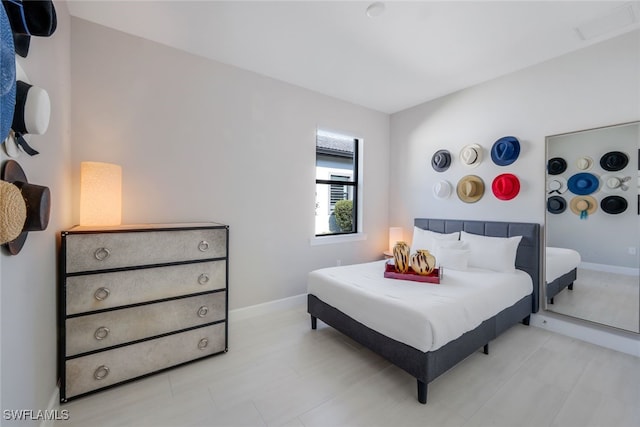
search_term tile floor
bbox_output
[54,304,640,427]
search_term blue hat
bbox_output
[491,136,520,166]
[567,172,599,195]
[1,4,16,141]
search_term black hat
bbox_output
[547,196,566,214]
[2,0,57,57]
[600,195,627,215]
[1,160,50,254]
[547,157,567,175]
[599,151,628,172]
[431,149,451,172]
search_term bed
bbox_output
[307,218,540,404]
[545,247,581,304]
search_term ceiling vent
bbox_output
[575,3,639,40]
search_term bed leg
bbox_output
[568,283,574,290]
[483,343,489,355]
[417,380,427,404]
[522,315,530,326]
[311,316,317,330]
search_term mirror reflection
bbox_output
[545,121,639,333]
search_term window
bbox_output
[315,130,359,236]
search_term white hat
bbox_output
[575,156,593,171]
[460,144,483,167]
[547,176,567,195]
[601,174,629,194]
[433,180,452,199]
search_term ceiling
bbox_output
[66,1,640,114]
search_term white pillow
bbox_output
[460,231,522,272]
[436,247,470,271]
[411,227,459,255]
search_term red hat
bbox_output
[492,173,520,201]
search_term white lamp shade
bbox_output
[389,227,403,252]
[79,162,122,226]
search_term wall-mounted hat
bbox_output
[567,172,599,195]
[491,173,520,201]
[2,0,57,57]
[490,136,520,166]
[4,59,50,157]
[0,179,26,244]
[547,196,566,214]
[547,157,567,175]
[0,3,15,141]
[600,195,627,215]
[433,180,452,199]
[459,144,483,168]
[547,176,567,195]
[575,156,593,171]
[600,151,629,172]
[600,174,630,194]
[456,175,484,203]
[431,149,451,172]
[570,195,597,220]
[1,160,50,255]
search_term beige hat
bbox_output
[457,175,484,203]
[569,195,597,219]
[575,156,593,171]
[459,144,483,167]
[0,180,27,245]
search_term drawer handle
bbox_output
[94,365,110,380]
[94,326,110,340]
[198,338,209,350]
[197,306,209,318]
[94,287,111,301]
[94,247,111,261]
[198,274,210,285]
[198,240,209,252]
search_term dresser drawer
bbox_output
[65,260,226,315]
[64,228,227,273]
[64,323,225,399]
[66,292,226,356]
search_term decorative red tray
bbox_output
[384,262,442,284]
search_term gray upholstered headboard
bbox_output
[414,218,541,313]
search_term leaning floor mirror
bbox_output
[545,121,639,333]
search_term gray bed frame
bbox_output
[546,268,576,304]
[308,218,540,404]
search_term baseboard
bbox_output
[580,262,639,276]
[39,386,60,427]
[228,293,307,322]
[531,312,640,357]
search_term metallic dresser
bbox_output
[58,223,228,402]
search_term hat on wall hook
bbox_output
[1,160,50,254]
[0,2,15,142]
[1,0,57,57]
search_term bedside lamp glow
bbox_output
[79,162,122,226]
[388,227,403,252]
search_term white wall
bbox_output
[70,18,390,310]
[0,1,72,424]
[390,30,639,234]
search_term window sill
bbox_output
[310,233,368,246]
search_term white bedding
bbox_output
[307,260,532,352]
[545,247,581,283]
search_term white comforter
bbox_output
[307,260,532,353]
[545,247,581,283]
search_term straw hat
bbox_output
[1,160,50,254]
[575,156,593,171]
[0,5,16,142]
[456,175,484,203]
[0,180,27,244]
[459,144,483,168]
[569,195,597,219]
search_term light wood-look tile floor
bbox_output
[55,304,640,427]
